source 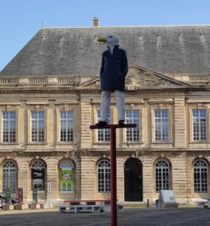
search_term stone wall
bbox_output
[0,86,209,204]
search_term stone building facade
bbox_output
[1,21,210,204]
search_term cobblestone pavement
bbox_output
[0,208,210,226]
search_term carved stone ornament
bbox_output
[0,105,18,111]
[81,81,100,89]
[152,104,170,109]
[77,64,187,90]
[6,105,12,111]
[125,67,178,90]
[56,104,77,111]
[94,105,101,110]
[125,104,142,109]
[189,104,207,109]
[27,105,47,110]
[95,81,100,89]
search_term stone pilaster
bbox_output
[171,152,187,202]
[80,94,92,149]
[174,97,186,148]
[80,155,96,199]
[45,157,58,201]
[17,157,29,202]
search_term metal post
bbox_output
[110,127,117,226]
[48,181,51,208]
[90,123,136,226]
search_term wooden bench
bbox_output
[57,199,124,213]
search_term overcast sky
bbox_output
[1,0,210,71]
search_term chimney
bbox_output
[93,17,99,27]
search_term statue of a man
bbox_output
[96,34,128,126]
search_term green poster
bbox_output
[5,188,11,204]
[33,188,38,203]
[60,168,74,191]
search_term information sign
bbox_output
[48,182,51,194]
[157,190,179,208]
[159,190,176,203]
[5,188,11,204]
[32,188,38,203]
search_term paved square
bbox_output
[0,208,209,226]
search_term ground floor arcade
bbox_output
[0,150,209,204]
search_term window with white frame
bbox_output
[155,160,170,192]
[126,110,140,142]
[31,111,45,142]
[60,111,73,142]
[193,110,207,141]
[98,160,111,192]
[3,161,16,193]
[31,160,45,191]
[97,110,110,142]
[194,159,208,192]
[60,160,74,192]
[155,110,169,141]
[2,112,16,143]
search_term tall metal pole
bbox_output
[90,124,136,226]
[110,127,117,226]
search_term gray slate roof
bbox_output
[1,25,210,76]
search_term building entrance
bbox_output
[124,158,143,201]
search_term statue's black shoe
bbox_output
[118,120,125,125]
[95,121,108,126]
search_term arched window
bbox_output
[2,161,16,193]
[194,159,208,192]
[59,160,74,192]
[98,160,111,192]
[31,160,45,191]
[155,160,170,192]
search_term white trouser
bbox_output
[100,90,125,122]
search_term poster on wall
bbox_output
[18,188,23,204]
[31,168,45,191]
[60,168,74,191]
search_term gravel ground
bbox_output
[0,207,209,226]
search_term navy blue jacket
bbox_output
[100,45,128,91]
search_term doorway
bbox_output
[124,158,143,201]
